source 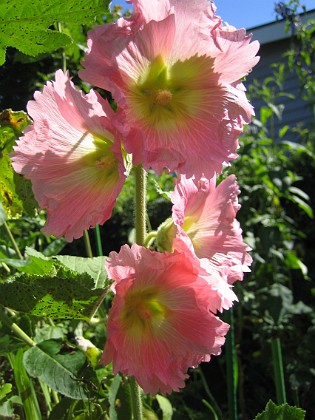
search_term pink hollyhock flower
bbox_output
[101,243,235,395]
[79,0,259,178]
[11,70,126,242]
[157,175,252,284]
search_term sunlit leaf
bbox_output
[156,394,173,420]
[0,248,109,319]
[0,201,6,226]
[0,383,12,402]
[254,399,305,419]
[54,253,108,289]
[0,109,37,218]
[0,0,109,65]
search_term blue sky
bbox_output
[110,0,315,29]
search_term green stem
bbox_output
[129,376,143,420]
[83,230,93,258]
[3,221,24,260]
[143,231,157,248]
[134,165,147,246]
[0,305,36,347]
[95,225,103,256]
[127,164,146,420]
[271,337,286,404]
[57,22,67,73]
[51,389,60,405]
[198,367,222,419]
[225,308,237,420]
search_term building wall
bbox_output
[245,35,314,141]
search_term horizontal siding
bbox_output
[245,38,314,141]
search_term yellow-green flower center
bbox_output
[128,54,214,132]
[120,286,168,340]
[77,133,119,186]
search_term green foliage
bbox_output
[0,201,6,226]
[0,0,110,66]
[156,394,173,420]
[255,399,305,419]
[0,248,109,319]
[8,348,42,420]
[0,0,314,419]
[23,339,89,400]
[0,109,37,218]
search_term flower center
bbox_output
[120,286,168,340]
[129,54,214,132]
[153,89,173,106]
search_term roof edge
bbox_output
[247,8,315,44]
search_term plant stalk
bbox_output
[3,221,24,260]
[225,308,237,420]
[271,336,286,404]
[134,165,147,246]
[95,224,103,256]
[128,164,147,420]
[0,305,36,347]
[83,230,93,258]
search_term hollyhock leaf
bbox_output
[108,374,133,420]
[254,399,305,420]
[0,0,109,65]
[108,374,121,420]
[156,394,173,420]
[23,339,89,400]
[54,254,108,289]
[9,349,41,419]
[0,110,36,218]
[0,265,108,320]
[0,383,12,402]
[0,398,17,418]
[0,201,6,226]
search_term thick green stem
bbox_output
[95,225,103,256]
[3,221,24,260]
[0,306,36,347]
[225,308,237,420]
[128,164,146,420]
[134,165,147,246]
[271,337,286,404]
[57,22,67,73]
[83,230,93,258]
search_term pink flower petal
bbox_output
[80,0,259,178]
[102,244,231,394]
[11,70,126,241]
[170,175,252,283]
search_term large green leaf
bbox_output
[0,201,6,226]
[254,399,305,419]
[55,254,108,289]
[8,349,41,420]
[0,266,108,320]
[23,339,89,400]
[156,395,173,420]
[0,248,109,319]
[0,109,37,218]
[0,383,12,402]
[0,0,109,65]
